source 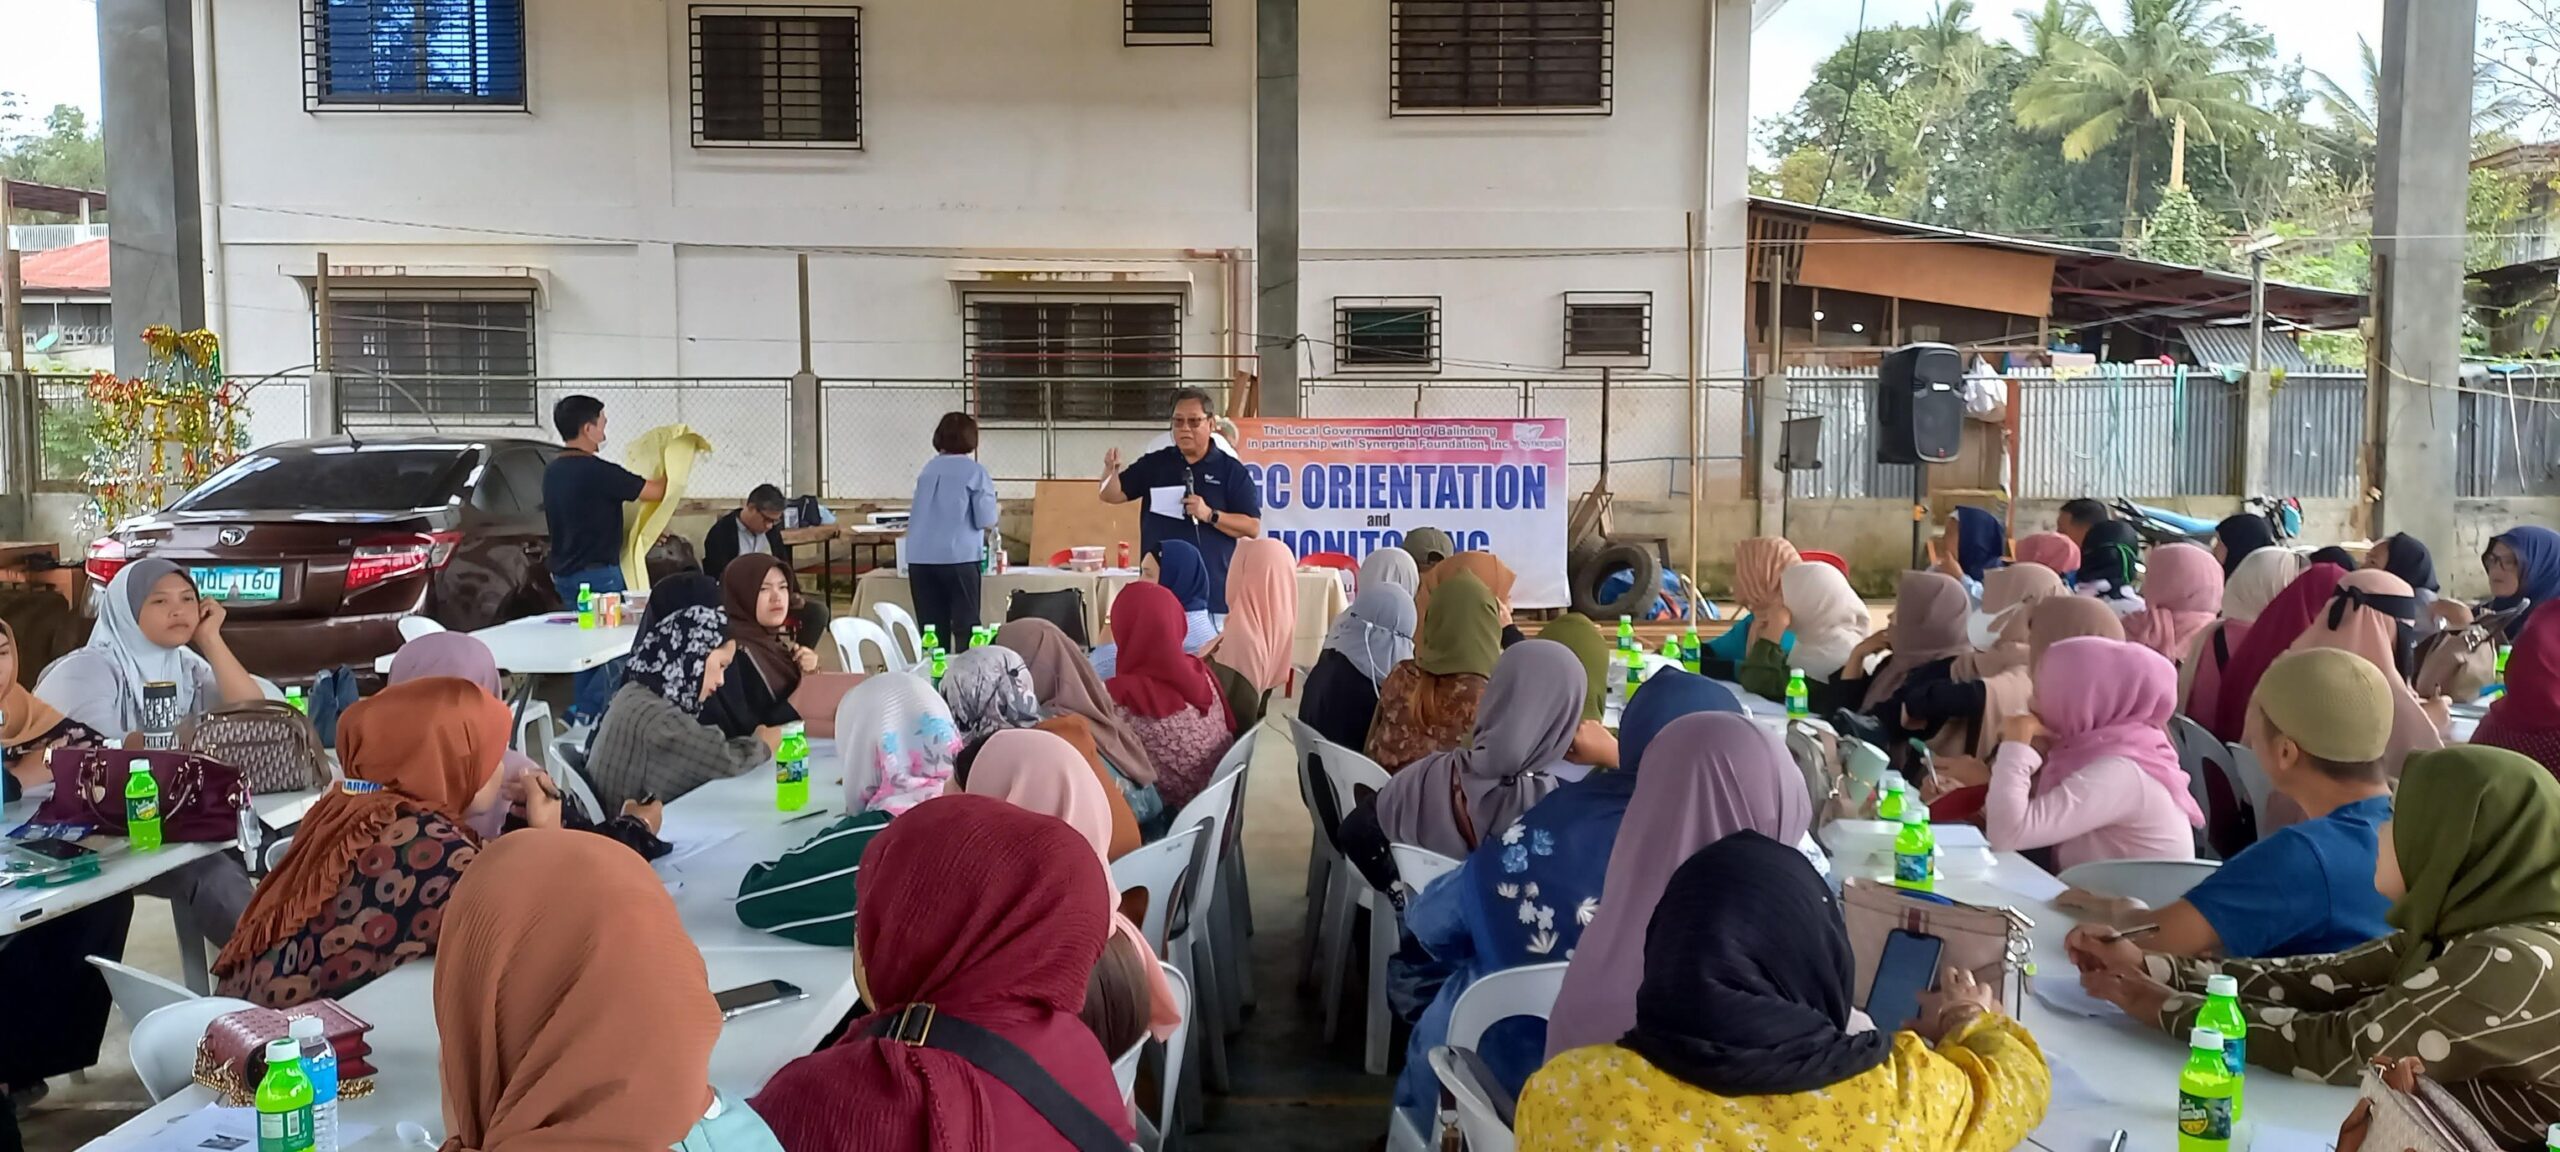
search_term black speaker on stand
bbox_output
[1877,343,1965,570]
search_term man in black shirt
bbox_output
[543,394,667,723]
[1101,388,1262,614]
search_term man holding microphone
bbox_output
[1102,388,1262,614]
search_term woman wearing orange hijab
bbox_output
[214,677,516,1007]
[435,830,782,1151]
[1417,551,1524,647]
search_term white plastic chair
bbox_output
[1138,960,1195,1152]
[1112,826,1205,955]
[514,699,556,756]
[397,616,448,641]
[1164,768,1245,1108]
[1309,737,1397,1074]
[2225,741,2275,827]
[1427,1048,1517,1152]
[130,996,256,1102]
[251,675,287,702]
[831,615,902,674]
[1289,717,1337,980]
[2056,858,2223,911]
[264,834,294,872]
[1390,843,1463,898]
[1113,1033,1145,1109]
[85,956,196,1027]
[1205,726,1260,1012]
[1422,962,1570,1152]
[872,602,925,667]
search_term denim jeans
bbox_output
[553,565,628,724]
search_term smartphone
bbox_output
[15,838,95,862]
[1866,928,1945,1034]
[713,979,807,1020]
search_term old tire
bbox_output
[1570,541,1660,620]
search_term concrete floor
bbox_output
[18,693,1398,1151]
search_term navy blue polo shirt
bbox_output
[1119,446,1260,613]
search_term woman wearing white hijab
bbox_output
[1301,584,1418,749]
[1359,547,1422,598]
[36,558,262,741]
[1739,561,1870,701]
[33,558,265,952]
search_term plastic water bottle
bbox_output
[290,1016,338,1152]
[2178,1026,2238,1152]
[577,583,596,629]
[1616,615,1637,652]
[774,721,810,812]
[283,686,308,715]
[1681,627,1702,673]
[1891,803,1934,891]
[125,759,162,852]
[2199,974,2247,1119]
[1624,652,1643,697]
[255,1037,315,1152]
[1877,772,1907,822]
[921,624,940,660]
[1785,668,1811,719]
[2546,1122,2558,1152]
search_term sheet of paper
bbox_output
[2245,1124,2338,1152]
[2030,975,2126,1020]
[1147,485,1189,521]
[1988,866,2070,903]
[2045,1060,2111,1112]
[1929,823,1989,849]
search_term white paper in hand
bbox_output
[1147,485,1189,521]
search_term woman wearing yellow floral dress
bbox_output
[1517,832,2050,1151]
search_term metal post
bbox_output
[789,253,822,498]
[1598,367,1613,493]
[2248,251,2268,382]
[1757,239,1789,538]
[307,251,337,437]
[3,245,29,535]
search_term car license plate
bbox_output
[191,565,282,602]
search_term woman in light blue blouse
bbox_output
[905,412,1000,650]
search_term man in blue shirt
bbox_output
[2065,648,2396,967]
[543,394,666,723]
[1100,388,1262,613]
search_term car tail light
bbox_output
[345,531,462,597]
[85,537,129,586]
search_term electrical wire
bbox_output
[1812,0,1872,211]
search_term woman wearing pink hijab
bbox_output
[2284,568,2446,781]
[2014,531,2080,579]
[1984,636,2201,870]
[2120,543,2223,664]
[1542,712,1812,1059]
[1200,537,1298,716]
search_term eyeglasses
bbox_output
[2486,550,2520,573]
[1171,416,1211,429]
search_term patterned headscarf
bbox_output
[836,673,964,815]
[622,605,729,716]
[940,646,1042,741]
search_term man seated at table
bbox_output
[2062,648,2395,961]
[701,484,823,646]
[1100,388,1261,614]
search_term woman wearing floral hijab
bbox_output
[944,646,1140,858]
[585,605,776,812]
[735,672,961,947]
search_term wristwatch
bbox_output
[1209,508,1222,527]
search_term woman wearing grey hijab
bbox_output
[1359,547,1422,598]
[1301,585,1418,749]
[1369,639,1583,858]
[36,558,262,739]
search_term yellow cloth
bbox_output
[619,424,713,593]
[1515,1016,2051,1152]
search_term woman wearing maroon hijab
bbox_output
[2207,563,2349,744]
[2475,604,2560,779]
[1105,581,1234,810]
[751,794,1134,1152]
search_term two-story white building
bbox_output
[182,0,1760,501]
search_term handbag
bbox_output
[2351,1063,2502,1152]
[179,700,328,794]
[862,1005,1128,1152]
[1840,877,2035,1016]
[194,1000,377,1107]
[32,747,246,842]
[2413,608,2517,704]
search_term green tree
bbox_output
[0,97,107,221]
[2011,0,2274,236]
[2139,185,2216,265]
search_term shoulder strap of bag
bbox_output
[2212,626,2230,669]
[862,1005,1127,1152]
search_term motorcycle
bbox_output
[2112,495,2300,550]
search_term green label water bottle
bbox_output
[1785,668,1810,719]
[2178,1026,2237,1152]
[1892,803,1934,890]
[283,686,308,715]
[774,721,810,812]
[125,759,162,852]
[1616,615,1636,652]
[576,583,596,629]
[921,624,940,660]
[1877,773,1906,822]
[1682,627,1702,673]
[2545,1122,2557,1152]
[2199,974,2248,1119]
[1625,654,1643,697]
[255,1037,316,1152]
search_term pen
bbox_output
[2106,1128,2127,1152]
[2098,924,2160,945]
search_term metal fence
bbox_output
[2269,370,2367,500]
[2458,364,2560,498]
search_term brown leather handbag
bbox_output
[2412,607,2517,704]
[179,700,329,794]
[32,747,247,841]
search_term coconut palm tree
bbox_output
[2011,0,2273,237]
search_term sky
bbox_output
[0,0,2526,144]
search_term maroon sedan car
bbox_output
[85,435,566,683]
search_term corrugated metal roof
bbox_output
[2180,324,2311,372]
